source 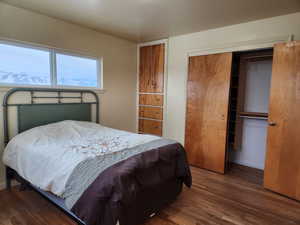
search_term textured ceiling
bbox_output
[1,0,300,42]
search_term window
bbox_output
[56,53,98,87]
[0,41,101,88]
[0,43,51,85]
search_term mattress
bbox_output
[3,120,160,196]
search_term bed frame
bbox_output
[3,87,100,225]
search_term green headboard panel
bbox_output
[17,104,91,133]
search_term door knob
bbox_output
[269,122,277,126]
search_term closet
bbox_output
[228,49,273,170]
[138,43,165,136]
[185,41,300,201]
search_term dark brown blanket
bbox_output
[71,143,192,225]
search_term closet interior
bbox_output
[228,49,273,171]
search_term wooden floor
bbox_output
[1,164,300,225]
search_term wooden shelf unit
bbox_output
[138,42,166,136]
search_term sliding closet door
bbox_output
[264,41,300,200]
[185,53,232,173]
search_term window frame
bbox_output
[0,39,103,90]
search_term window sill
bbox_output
[0,85,107,94]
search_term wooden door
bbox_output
[264,41,300,200]
[139,44,164,93]
[185,52,233,173]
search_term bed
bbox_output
[2,88,192,225]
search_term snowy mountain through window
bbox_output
[0,42,100,88]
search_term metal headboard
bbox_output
[3,87,99,145]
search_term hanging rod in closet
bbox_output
[239,115,268,120]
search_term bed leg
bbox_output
[5,167,12,191]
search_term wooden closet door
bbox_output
[139,44,164,93]
[185,53,233,173]
[264,41,300,200]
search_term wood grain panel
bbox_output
[139,94,163,106]
[139,106,163,120]
[185,52,233,173]
[139,119,162,136]
[264,41,300,201]
[139,44,164,93]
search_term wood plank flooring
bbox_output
[1,164,300,225]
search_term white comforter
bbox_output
[2,120,160,196]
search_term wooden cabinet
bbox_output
[139,119,162,136]
[139,106,163,120]
[138,43,165,136]
[139,94,163,106]
[139,44,164,93]
[185,53,233,174]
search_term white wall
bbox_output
[164,12,300,145]
[231,119,268,170]
[0,2,137,187]
[244,59,272,113]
